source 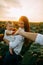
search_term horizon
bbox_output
[0,20,43,23]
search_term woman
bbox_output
[3,16,30,65]
[18,16,30,46]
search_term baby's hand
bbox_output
[12,31,16,35]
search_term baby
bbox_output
[3,22,16,45]
[4,21,18,55]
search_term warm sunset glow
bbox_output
[0,0,43,22]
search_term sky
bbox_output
[0,0,43,22]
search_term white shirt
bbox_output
[9,28,24,55]
[4,30,15,42]
[35,34,43,45]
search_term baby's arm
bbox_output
[6,31,13,35]
[9,48,13,55]
[6,31,16,35]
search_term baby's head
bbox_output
[6,21,13,30]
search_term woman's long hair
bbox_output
[19,16,30,46]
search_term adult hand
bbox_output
[15,28,22,35]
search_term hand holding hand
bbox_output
[15,28,24,35]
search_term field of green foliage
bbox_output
[0,22,43,65]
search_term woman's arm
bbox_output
[19,32,38,41]
[15,28,38,41]
[15,29,43,45]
